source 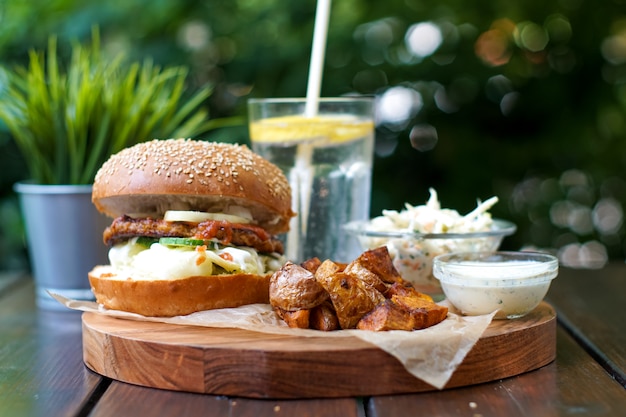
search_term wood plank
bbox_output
[0,278,105,417]
[366,326,626,417]
[90,381,362,417]
[82,302,556,398]
[547,263,626,385]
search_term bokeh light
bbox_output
[405,22,442,58]
[601,25,626,65]
[376,86,423,128]
[510,170,624,269]
[178,21,211,51]
[515,21,549,52]
[409,124,438,151]
[475,19,515,66]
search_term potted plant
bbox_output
[0,28,232,309]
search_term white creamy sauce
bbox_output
[130,243,215,280]
[437,260,554,319]
[442,280,551,319]
[108,238,278,281]
[446,260,550,281]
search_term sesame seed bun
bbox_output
[92,138,294,235]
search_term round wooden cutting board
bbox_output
[82,302,556,399]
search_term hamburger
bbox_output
[89,138,294,317]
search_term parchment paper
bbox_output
[52,293,495,389]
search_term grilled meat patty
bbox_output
[103,215,284,254]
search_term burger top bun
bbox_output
[92,138,294,235]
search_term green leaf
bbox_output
[0,26,222,185]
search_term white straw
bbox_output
[287,0,332,262]
[305,0,331,117]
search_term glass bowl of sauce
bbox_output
[433,251,558,319]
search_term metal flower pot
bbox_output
[14,182,109,310]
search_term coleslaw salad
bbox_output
[344,189,515,294]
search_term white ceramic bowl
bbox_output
[433,251,558,319]
[344,219,516,294]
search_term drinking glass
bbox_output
[248,97,375,263]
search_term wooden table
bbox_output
[1,263,624,417]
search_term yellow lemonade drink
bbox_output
[248,98,375,263]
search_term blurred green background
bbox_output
[1,0,625,271]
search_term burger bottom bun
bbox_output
[88,265,270,317]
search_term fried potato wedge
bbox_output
[357,296,448,331]
[270,262,328,311]
[356,300,414,331]
[310,301,340,331]
[300,257,322,273]
[275,307,310,329]
[343,261,387,293]
[270,247,447,331]
[351,246,404,285]
[316,271,385,329]
[314,259,344,281]
[386,281,434,302]
[390,293,448,330]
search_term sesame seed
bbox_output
[96,138,292,213]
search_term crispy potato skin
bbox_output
[356,300,415,331]
[316,271,384,329]
[269,247,448,331]
[269,262,328,311]
[275,307,310,329]
[310,302,340,331]
[300,257,322,273]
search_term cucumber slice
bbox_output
[159,237,209,247]
[136,237,159,248]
